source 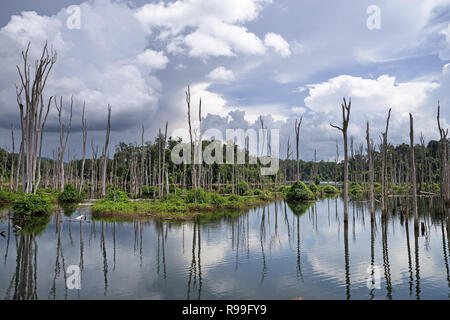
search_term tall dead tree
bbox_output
[259,117,266,196]
[101,105,112,197]
[335,140,339,186]
[197,99,202,188]
[409,113,419,230]
[161,121,168,198]
[295,117,302,181]
[55,96,73,191]
[15,41,56,193]
[366,121,375,221]
[330,98,351,223]
[79,102,87,193]
[140,125,145,197]
[437,102,449,206]
[285,136,291,187]
[186,86,196,189]
[380,108,392,218]
[9,124,15,191]
[90,140,98,198]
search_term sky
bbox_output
[0,0,449,161]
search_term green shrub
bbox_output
[13,192,52,215]
[220,185,233,194]
[286,181,315,201]
[322,185,339,194]
[349,183,364,197]
[227,194,240,202]
[309,183,318,193]
[142,186,159,198]
[287,201,313,216]
[0,190,18,203]
[237,181,249,195]
[107,189,129,202]
[253,189,263,196]
[58,184,83,203]
[206,193,225,206]
[314,176,321,186]
[186,188,207,203]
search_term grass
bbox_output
[90,192,276,221]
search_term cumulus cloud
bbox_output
[0,0,165,134]
[135,0,292,58]
[201,72,447,160]
[264,32,291,57]
[207,66,235,82]
[136,49,169,70]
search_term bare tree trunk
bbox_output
[101,105,111,197]
[366,121,375,221]
[79,103,87,193]
[410,113,419,230]
[161,122,168,197]
[335,140,339,187]
[330,98,351,223]
[55,96,73,192]
[197,99,202,188]
[295,117,302,181]
[437,103,449,206]
[10,124,15,191]
[15,41,56,193]
[140,125,145,197]
[381,108,392,218]
[259,117,266,196]
[186,86,196,189]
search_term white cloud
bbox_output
[439,23,450,60]
[136,49,169,70]
[135,0,269,58]
[0,0,163,131]
[303,74,441,143]
[264,32,291,57]
[291,106,307,114]
[207,66,235,82]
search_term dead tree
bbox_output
[381,108,392,218]
[90,141,98,198]
[101,105,112,197]
[409,113,419,230]
[197,99,202,188]
[161,121,168,198]
[9,124,15,191]
[140,125,145,197]
[335,140,339,187]
[294,117,302,181]
[15,41,56,193]
[259,117,266,196]
[55,96,73,191]
[366,121,375,221]
[437,102,449,206]
[285,136,291,187]
[186,86,196,189]
[79,102,87,194]
[330,98,351,223]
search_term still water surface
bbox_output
[0,197,449,300]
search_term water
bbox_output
[0,197,449,300]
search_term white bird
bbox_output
[74,215,85,221]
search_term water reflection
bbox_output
[0,198,449,300]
